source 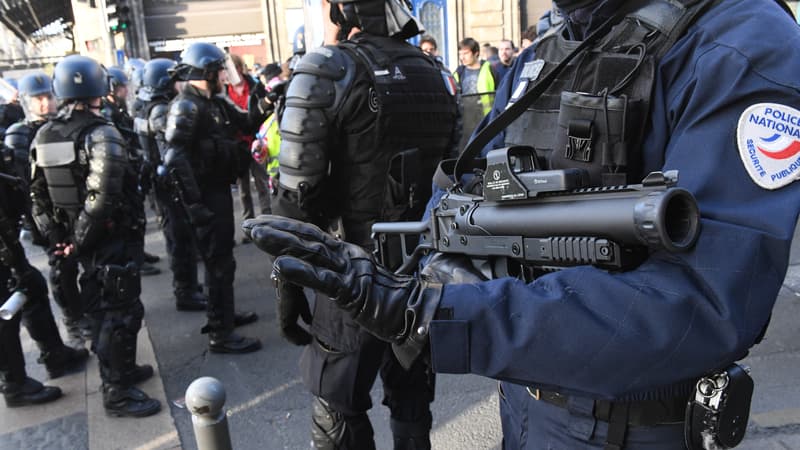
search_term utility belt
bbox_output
[532,389,685,427]
[525,363,754,450]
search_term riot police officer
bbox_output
[103,67,162,277]
[30,55,160,417]
[3,73,90,343]
[164,43,261,354]
[262,0,458,448]
[248,0,800,448]
[1,114,89,407]
[135,58,207,311]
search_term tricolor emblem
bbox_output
[737,103,800,190]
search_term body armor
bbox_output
[165,85,249,202]
[135,99,170,166]
[31,110,132,250]
[505,0,708,186]
[3,121,43,182]
[279,33,458,243]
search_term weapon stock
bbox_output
[373,147,701,276]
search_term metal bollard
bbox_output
[186,377,233,450]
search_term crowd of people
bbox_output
[2,0,799,449]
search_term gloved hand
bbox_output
[187,203,214,241]
[243,215,442,366]
[273,278,313,345]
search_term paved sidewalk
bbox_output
[0,237,178,450]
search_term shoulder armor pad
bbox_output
[148,102,170,135]
[85,124,127,159]
[166,98,200,144]
[286,48,356,111]
[3,122,33,150]
[294,46,350,81]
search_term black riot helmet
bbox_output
[52,55,109,102]
[171,42,240,86]
[17,72,53,98]
[107,67,129,91]
[328,0,423,39]
[138,58,177,101]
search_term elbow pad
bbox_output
[165,99,200,146]
[74,125,127,249]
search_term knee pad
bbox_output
[99,263,141,308]
[311,396,347,450]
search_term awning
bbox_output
[0,0,74,41]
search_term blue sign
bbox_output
[116,49,125,67]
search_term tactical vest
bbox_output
[505,0,709,187]
[336,34,458,241]
[33,111,107,223]
[172,89,240,186]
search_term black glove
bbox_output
[243,215,441,367]
[186,203,214,241]
[273,278,313,346]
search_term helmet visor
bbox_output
[21,92,56,120]
[223,54,242,86]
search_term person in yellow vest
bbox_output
[453,37,496,117]
[251,113,281,192]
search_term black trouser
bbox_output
[0,264,63,385]
[196,187,236,334]
[46,249,83,324]
[155,179,201,295]
[78,237,144,386]
[238,160,271,221]
[301,296,435,450]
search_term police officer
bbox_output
[30,55,160,417]
[103,67,162,277]
[164,42,261,354]
[247,0,800,448]
[3,73,90,343]
[135,58,207,312]
[259,0,458,448]
[1,116,89,407]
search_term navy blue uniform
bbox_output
[423,0,800,447]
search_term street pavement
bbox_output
[1,195,799,450]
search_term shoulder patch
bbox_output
[737,103,800,190]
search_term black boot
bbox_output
[234,311,258,327]
[2,377,62,407]
[102,384,161,418]
[175,290,208,312]
[139,262,161,276]
[39,345,90,379]
[143,252,161,263]
[126,364,154,384]
[209,331,262,354]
